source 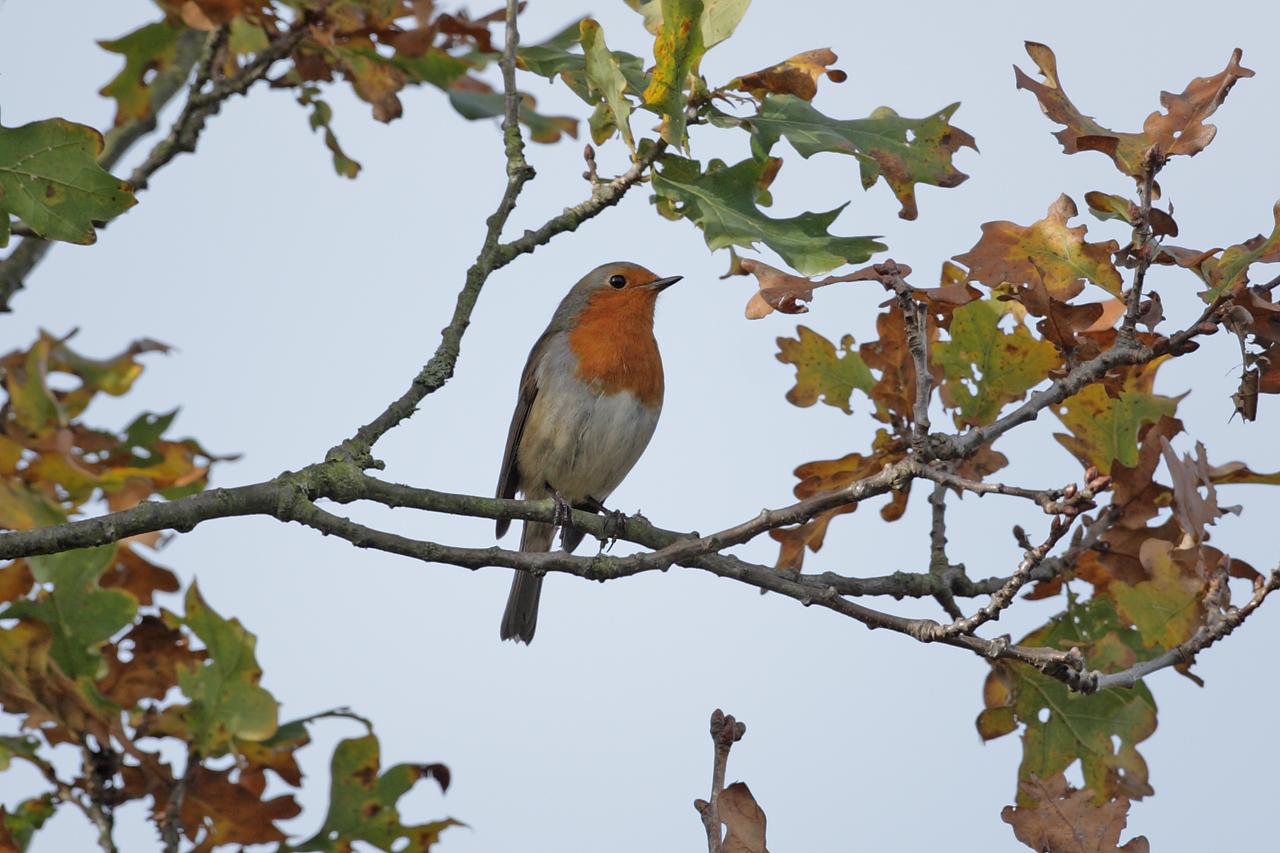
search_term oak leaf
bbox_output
[642,0,706,146]
[1003,774,1149,853]
[934,299,1061,427]
[954,195,1122,298]
[1016,41,1251,176]
[720,782,767,853]
[1054,360,1180,470]
[652,153,885,275]
[733,95,974,220]
[977,597,1156,802]
[731,258,883,318]
[293,734,459,852]
[730,48,845,101]
[775,326,874,413]
[97,21,187,125]
[1109,540,1204,650]
[165,583,278,756]
[580,19,635,151]
[0,120,136,247]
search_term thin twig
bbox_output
[160,748,197,853]
[1120,147,1164,341]
[693,709,746,853]
[937,515,1074,639]
[128,25,305,192]
[1087,565,1280,691]
[927,482,963,619]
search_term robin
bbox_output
[495,261,682,643]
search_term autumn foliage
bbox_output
[3,2,1280,852]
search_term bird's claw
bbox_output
[598,509,627,552]
[552,492,576,548]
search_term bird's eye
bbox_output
[609,274,627,289]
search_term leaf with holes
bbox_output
[934,299,1061,427]
[978,596,1158,803]
[97,20,187,125]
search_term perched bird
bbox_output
[495,261,682,643]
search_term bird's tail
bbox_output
[500,520,553,643]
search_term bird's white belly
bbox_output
[517,369,660,503]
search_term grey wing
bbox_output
[495,338,546,538]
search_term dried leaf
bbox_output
[730,48,844,101]
[954,195,1122,298]
[720,782,767,853]
[1003,773,1149,853]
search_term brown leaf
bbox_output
[98,545,179,606]
[1159,438,1239,545]
[720,782,767,853]
[98,616,204,709]
[156,766,301,849]
[731,48,845,101]
[1016,41,1251,176]
[0,560,34,604]
[954,195,1122,298]
[733,258,883,319]
[1003,774,1149,853]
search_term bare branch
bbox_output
[927,482,963,619]
[160,748,197,853]
[938,515,1074,638]
[693,709,746,853]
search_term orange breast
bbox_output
[567,287,664,408]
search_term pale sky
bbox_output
[2,1,1279,851]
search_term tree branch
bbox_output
[1120,146,1163,341]
[127,24,307,192]
[693,709,745,853]
[927,482,963,619]
[0,29,207,311]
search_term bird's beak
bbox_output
[645,275,683,292]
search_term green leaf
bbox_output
[580,20,635,151]
[0,735,41,772]
[519,42,648,104]
[1195,201,1280,301]
[0,119,136,246]
[445,90,578,144]
[978,597,1158,803]
[624,0,750,48]
[169,582,278,756]
[642,0,706,146]
[298,87,362,179]
[651,153,885,275]
[1054,365,1180,470]
[6,546,136,680]
[0,794,55,852]
[292,735,459,852]
[727,94,976,220]
[1109,540,1203,649]
[934,299,1061,427]
[97,21,184,125]
[776,326,873,413]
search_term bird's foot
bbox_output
[552,491,576,548]
[599,509,628,552]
